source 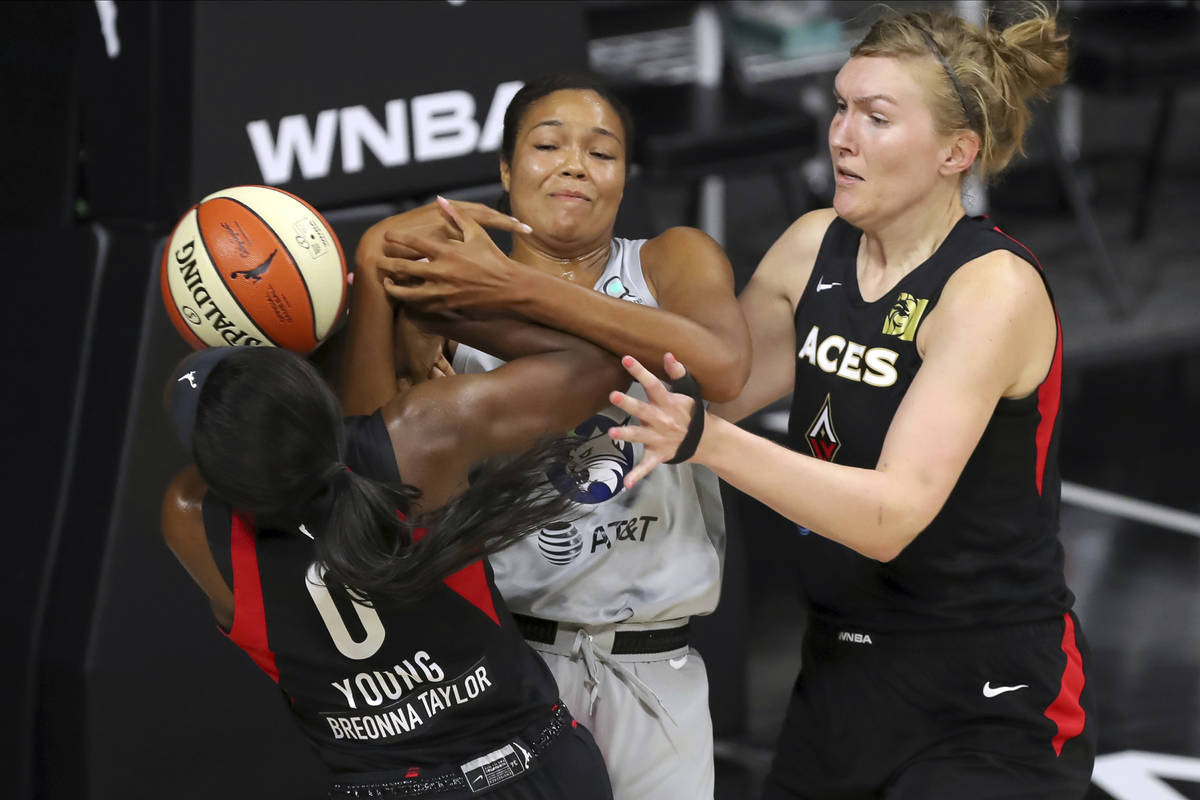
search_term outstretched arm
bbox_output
[379,208,750,402]
[610,250,1057,562]
[710,209,835,422]
[377,204,628,509]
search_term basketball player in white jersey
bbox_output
[358,74,751,800]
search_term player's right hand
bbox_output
[355,199,531,275]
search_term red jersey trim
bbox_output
[410,523,500,626]
[226,511,281,683]
[1034,321,1063,495]
[1043,612,1087,756]
[992,225,1060,495]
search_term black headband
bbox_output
[915,26,978,131]
[167,347,240,455]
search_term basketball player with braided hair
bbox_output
[159,208,628,797]
[606,4,1097,797]
[361,74,750,800]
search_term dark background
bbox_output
[6,2,1198,798]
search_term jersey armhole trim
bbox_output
[227,511,281,683]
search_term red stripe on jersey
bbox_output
[442,561,500,626]
[993,225,1060,494]
[1034,320,1062,495]
[227,511,281,683]
[411,523,500,626]
[1043,613,1087,756]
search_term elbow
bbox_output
[867,539,908,563]
[859,500,935,563]
[697,352,751,404]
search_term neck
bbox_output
[864,184,965,267]
[509,235,612,283]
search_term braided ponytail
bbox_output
[189,347,578,607]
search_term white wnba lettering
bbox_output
[246,81,524,184]
[248,110,339,185]
[837,631,873,644]
[798,325,898,387]
[340,101,409,173]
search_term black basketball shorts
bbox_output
[328,704,612,800]
[763,612,1096,800]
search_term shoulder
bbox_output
[943,248,1048,311]
[919,248,1054,371]
[380,389,471,491]
[163,465,206,531]
[750,208,840,300]
[161,466,217,570]
[768,208,840,266]
[640,226,730,277]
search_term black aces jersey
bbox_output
[786,215,1073,632]
[202,412,558,774]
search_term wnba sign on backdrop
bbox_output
[246,82,523,184]
[189,1,587,208]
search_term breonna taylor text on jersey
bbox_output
[202,412,558,774]
[453,237,725,627]
[786,214,1074,632]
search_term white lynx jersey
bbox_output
[453,238,726,625]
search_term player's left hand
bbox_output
[377,197,519,313]
[608,353,698,489]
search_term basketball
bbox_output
[160,185,347,353]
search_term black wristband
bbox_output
[665,370,705,464]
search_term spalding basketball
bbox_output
[160,185,347,353]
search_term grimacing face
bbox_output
[500,89,626,253]
[829,55,958,228]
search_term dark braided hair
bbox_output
[190,347,577,605]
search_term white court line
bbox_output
[1061,481,1200,538]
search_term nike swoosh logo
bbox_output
[982,681,1029,698]
[669,655,689,670]
[816,280,842,292]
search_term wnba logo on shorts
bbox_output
[536,521,584,566]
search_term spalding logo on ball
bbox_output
[160,185,347,353]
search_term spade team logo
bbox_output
[546,414,636,504]
[536,521,584,566]
[806,393,841,462]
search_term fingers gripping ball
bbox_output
[160,185,347,353]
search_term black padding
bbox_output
[665,370,705,465]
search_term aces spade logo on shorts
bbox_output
[546,414,636,504]
[806,393,841,462]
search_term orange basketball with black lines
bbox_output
[160,185,347,353]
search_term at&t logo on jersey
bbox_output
[536,521,584,566]
[807,393,841,462]
[547,414,635,504]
